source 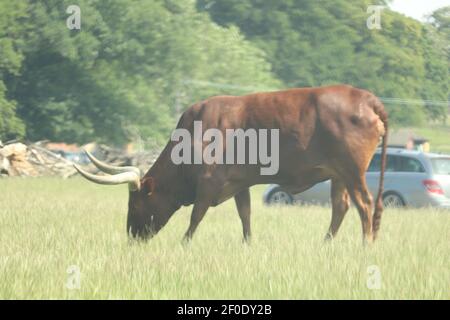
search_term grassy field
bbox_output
[0,177,449,299]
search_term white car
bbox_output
[263,148,450,208]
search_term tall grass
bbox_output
[0,178,449,299]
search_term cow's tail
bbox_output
[372,100,388,240]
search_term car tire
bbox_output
[382,191,405,208]
[265,187,293,205]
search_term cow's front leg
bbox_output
[183,199,210,242]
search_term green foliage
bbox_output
[422,6,450,123]
[0,0,448,144]
[1,0,279,145]
[0,81,25,140]
[198,0,449,126]
[0,1,28,141]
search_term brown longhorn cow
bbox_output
[75,85,388,244]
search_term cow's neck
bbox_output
[145,142,192,208]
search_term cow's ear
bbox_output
[142,177,155,196]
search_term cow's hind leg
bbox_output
[346,177,374,245]
[234,188,251,242]
[325,179,350,241]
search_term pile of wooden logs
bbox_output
[0,142,77,178]
[0,141,160,178]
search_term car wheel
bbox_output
[383,192,405,208]
[266,187,293,205]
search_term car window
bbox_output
[368,154,398,172]
[367,154,381,172]
[386,155,397,172]
[397,156,425,173]
[431,158,450,175]
[368,154,425,173]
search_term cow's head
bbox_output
[74,151,176,240]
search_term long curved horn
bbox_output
[73,164,140,191]
[84,149,141,176]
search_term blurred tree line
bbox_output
[0,0,448,146]
[198,0,449,126]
